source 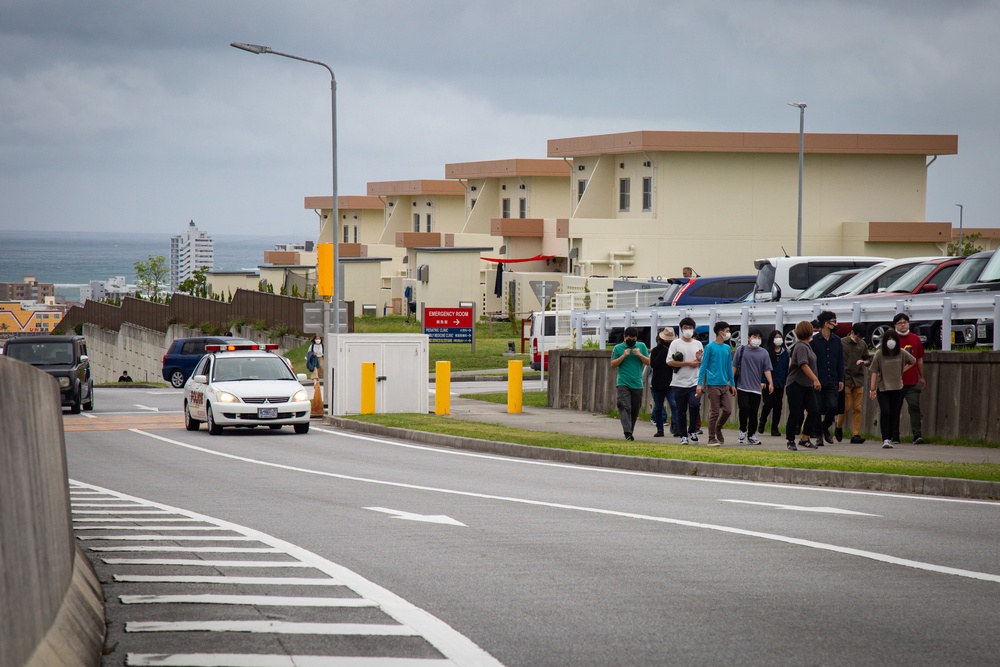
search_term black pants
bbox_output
[878,389,904,442]
[737,390,762,435]
[817,383,840,432]
[759,386,784,432]
[785,382,820,441]
[672,385,700,437]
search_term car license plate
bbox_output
[978,324,988,339]
[257,407,278,419]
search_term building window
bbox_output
[343,225,349,243]
[413,213,420,232]
[426,214,432,233]
[519,197,527,218]
[619,178,630,212]
[501,198,510,219]
[353,225,359,243]
[577,179,587,202]
[642,177,652,212]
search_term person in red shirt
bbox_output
[892,313,926,444]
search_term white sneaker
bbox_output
[688,432,699,443]
[738,430,747,444]
[748,434,761,445]
[882,439,893,449]
[679,436,689,445]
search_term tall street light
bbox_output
[231,41,340,336]
[787,102,807,256]
[955,203,964,255]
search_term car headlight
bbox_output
[58,377,71,388]
[215,391,240,403]
[292,389,308,402]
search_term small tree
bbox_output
[134,254,169,300]
[177,266,210,298]
[947,232,984,257]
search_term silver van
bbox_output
[753,256,888,302]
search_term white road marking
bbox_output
[82,413,97,419]
[75,518,202,522]
[90,546,282,553]
[72,481,503,667]
[104,559,311,568]
[313,427,1000,506]
[126,621,416,636]
[78,535,258,541]
[114,575,342,585]
[120,594,377,607]
[135,404,160,411]
[719,500,882,516]
[126,654,453,666]
[72,503,148,507]
[73,525,232,531]
[72,510,175,515]
[129,431,1000,584]
[365,507,466,526]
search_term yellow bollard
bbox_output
[435,361,451,415]
[507,360,523,413]
[360,362,376,414]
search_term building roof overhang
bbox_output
[445,158,572,179]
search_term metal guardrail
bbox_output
[554,291,1000,351]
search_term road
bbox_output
[65,387,1000,666]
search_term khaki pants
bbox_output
[837,385,864,436]
[705,386,733,442]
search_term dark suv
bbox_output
[162,336,256,388]
[653,275,756,307]
[2,335,94,413]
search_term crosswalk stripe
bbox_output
[114,575,342,585]
[120,594,377,607]
[126,621,418,636]
[126,654,454,666]
[104,559,311,568]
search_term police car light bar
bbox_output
[205,343,265,352]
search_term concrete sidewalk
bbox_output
[445,396,1000,465]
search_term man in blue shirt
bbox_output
[809,310,845,445]
[696,321,735,446]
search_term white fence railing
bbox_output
[552,291,1000,352]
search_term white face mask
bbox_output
[773,337,783,346]
[314,339,321,345]
[886,340,897,350]
[721,332,731,341]
[681,328,694,339]
[749,338,761,348]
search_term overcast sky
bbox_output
[2,1,997,240]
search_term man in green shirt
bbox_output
[611,326,650,441]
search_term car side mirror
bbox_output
[79,354,89,362]
[191,374,207,384]
[296,373,308,383]
[771,284,781,301]
[921,283,938,293]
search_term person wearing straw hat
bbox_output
[649,327,676,438]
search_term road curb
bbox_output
[324,417,1000,500]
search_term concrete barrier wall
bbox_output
[83,322,309,385]
[0,356,104,667]
[548,348,1000,443]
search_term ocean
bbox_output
[0,230,311,303]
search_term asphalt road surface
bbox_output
[65,387,1000,666]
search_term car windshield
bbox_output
[212,356,295,382]
[828,264,884,297]
[794,271,853,300]
[884,263,937,293]
[754,264,776,295]
[976,252,1000,283]
[4,341,74,365]
[943,255,990,289]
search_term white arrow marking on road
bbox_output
[134,404,159,412]
[365,507,466,526]
[720,500,881,516]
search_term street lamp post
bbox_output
[787,102,807,256]
[955,203,964,255]
[230,41,340,335]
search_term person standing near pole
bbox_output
[610,326,649,441]
[696,321,736,447]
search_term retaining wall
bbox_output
[0,356,104,667]
[548,348,1000,442]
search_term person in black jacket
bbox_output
[809,311,845,445]
[649,327,676,437]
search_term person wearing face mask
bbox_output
[733,329,773,445]
[785,320,823,451]
[610,326,650,441]
[809,311,845,445]
[306,335,324,380]
[758,329,788,437]
[667,317,703,445]
[648,327,676,437]
[837,322,871,443]
[892,313,926,444]
[696,321,736,446]
[868,328,916,449]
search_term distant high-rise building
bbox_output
[170,220,214,292]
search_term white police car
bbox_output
[183,343,311,435]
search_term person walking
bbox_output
[892,313,927,444]
[696,321,736,447]
[648,328,676,438]
[610,326,649,441]
[758,329,788,437]
[667,317,703,445]
[785,320,822,451]
[837,323,871,443]
[306,335,325,381]
[733,329,773,445]
[869,329,916,449]
[810,311,845,445]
